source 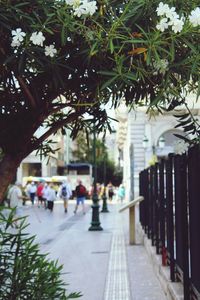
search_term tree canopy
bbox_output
[0,0,199,200]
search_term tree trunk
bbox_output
[0,154,23,203]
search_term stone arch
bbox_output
[155,128,186,158]
[153,119,178,145]
[156,128,185,147]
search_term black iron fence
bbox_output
[139,145,200,300]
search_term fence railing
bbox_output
[139,145,200,300]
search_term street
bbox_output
[19,199,167,300]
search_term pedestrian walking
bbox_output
[46,184,56,212]
[58,179,72,213]
[118,184,125,202]
[7,182,27,226]
[74,180,86,214]
[42,183,49,208]
[37,180,45,207]
[107,181,114,202]
[28,182,37,205]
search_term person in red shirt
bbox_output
[37,181,45,207]
[74,180,87,214]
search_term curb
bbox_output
[138,224,184,300]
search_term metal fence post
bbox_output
[154,163,160,254]
[166,154,175,282]
[174,154,189,300]
[188,145,200,297]
[159,159,166,262]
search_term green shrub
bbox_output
[0,208,82,300]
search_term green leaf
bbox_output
[174,113,190,120]
[61,26,67,45]
[196,79,200,101]
[183,124,196,132]
[123,73,137,81]
[173,134,190,143]
[109,39,114,54]
[100,75,119,90]
[98,70,118,76]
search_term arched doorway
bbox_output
[156,129,185,158]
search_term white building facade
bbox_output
[16,128,72,183]
[116,98,200,201]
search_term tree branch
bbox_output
[17,76,37,108]
[32,112,79,148]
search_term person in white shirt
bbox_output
[58,179,72,213]
[7,182,24,225]
[28,182,37,205]
[46,184,56,212]
[42,183,49,208]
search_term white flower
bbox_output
[156,3,186,33]
[156,18,169,32]
[171,17,184,33]
[165,7,176,19]
[189,7,200,27]
[153,59,169,75]
[73,0,81,8]
[45,44,57,57]
[174,140,189,155]
[168,14,181,25]
[65,0,81,8]
[65,0,75,5]
[73,0,97,17]
[82,0,97,16]
[156,2,169,16]
[11,39,21,48]
[73,5,86,17]
[30,32,45,47]
[11,28,26,42]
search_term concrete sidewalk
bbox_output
[22,200,167,300]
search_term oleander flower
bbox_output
[174,140,189,155]
[11,28,26,42]
[30,32,45,47]
[170,17,184,33]
[73,5,86,17]
[156,2,170,16]
[165,6,176,19]
[65,0,76,5]
[82,0,97,16]
[153,59,169,75]
[72,0,81,9]
[11,39,21,48]
[44,45,57,57]
[73,0,97,17]
[156,18,169,32]
[189,7,200,27]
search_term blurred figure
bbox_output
[118,184,125,202]
[25,181,31,198]
[37,180,45,207]
[28,182,37,205]
[7,182,27,226]
[42,183,49,208]
[100,184,106,199]
[107,181,114,202]
[58,178,72,213]
[46,183,56,212]
[52,183,59,195]
[22,185,30,205]
[97,183,102,197]
[74,180,86,214]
